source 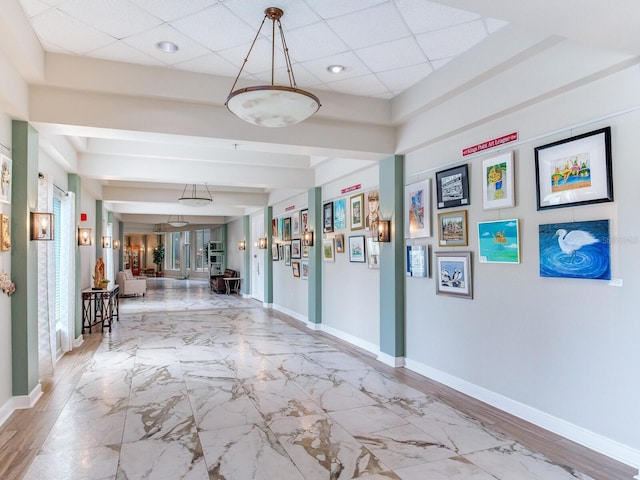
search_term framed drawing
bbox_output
[482,151,515,209]
[301,261,309,280]
[335,234,345,253]
[322,238,335,262]
[302,245,309,258]
[365,190,380,232]
[406,244,428,277]
[348,235,366,263]
[272,243,279,261]
[435,251,472,299]
[405,179,431,238]
[0,155,11,204]
[350,193,364,230]
[333,199,346,229]
[283,217,292,241]
[301,209,309,233]
[478,219,520,264]
[278,244,284,260]
[535,127,613,210]
[539,220,610,280]
[292,211,300,236]
[366,237,380,269]
[292,261,301,277]
[0,214,10,251]
[323,202,334,233]
[284,244,291,266]
[436,164,469,209]
[291,239,302,259]
[272,218,279,238]
[437,210,468,246]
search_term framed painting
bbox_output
[539,220,610,280]
[272,218,279,238]
[435,251,473,299]
[406,244,428,277]
[333,199,346,229]
[366,237,380,269]
[436,164,469,209]
[292,211,300,236]
[0,214,10,251]
[272,243,279,261]
[278,244,284,260]
[291,238,302,259]
[350,193,364,230]
[365,189,380,232]
[478,219,520,264]
[535,127,613,210]
[322,238,335,262]
[482,151,515,209]
[283,217,292,241]
[284,244,291,266]
[0,155,11,204]
[404,179,431,238]
[292,261,301,277]
[302,245,309,258]
[437,210,468,246]
[323,202,334,233]
[301,261,309,280]
[335,234,345,253]
[348,235,366,263]
[301,209,309,233]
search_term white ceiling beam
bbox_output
[102,186,268,206]
[106,201,246,217]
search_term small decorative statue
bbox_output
[93,257,106,288]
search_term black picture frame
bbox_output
[291,238,302,259]
[436,164,469,209]
[323,202,334,233]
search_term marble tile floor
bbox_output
[0,278,635,480]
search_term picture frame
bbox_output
[272,218,279,238]
[323,202,334,233]
[478,219,520,264]
[284,244,291,266]
[0,214,10,251]
[365,189,380,232]
[535,127,613,210]
[272,243,279,261]
[301,209,309,233]
[278,244,284,260]
[350,193,365,230]
[348,235,366,263]
[322,238,335,262]
[301,261,309,280]
[335,234,345,253]
[333,199,346,229]
[406,244,428,277]
[283,217,292,241]
[436,164,469,209]
[435,251,472,299]
[404,179,431,238]
[482,151,515,209]
[292,210,300,236]
[302,245,309,258]
[0,155,12,205]
[291,238,302,259]
[366,237,380,269]
[292,261,301,277]
[438,210,468,247]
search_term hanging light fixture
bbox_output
[225,7,321,128]
[178,184,212,207]
[167,214,189,228]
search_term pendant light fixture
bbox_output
[167,215,189,228]
[178,184,212,207]
[225,7,321,128]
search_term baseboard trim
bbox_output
[73,334,84,348]
[0,384,43,427]
[271,304,308,324]
[317,324,379,357]
[377,351,406,368]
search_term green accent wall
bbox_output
[118,221,124,271]
[264,207,273,304]
[241,216,250,295]
[67,173,82,339]
[308,187,322,325]
[95,200,103,260]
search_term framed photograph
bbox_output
[436,164,469,209]
[302,245,309,258]
[301,261,309,280]
[292,261,301,277]
[0,155,12,204]
[435,251,472,299]
[291,238,302,259]
[406,244,428,277]
[0,214,10,251]
[333,199,346,229]
[366,237,380,269]
[284,244,291,266]
[323,202,334,233]
[350,193,364,230]
[438,210,468,246]
[292,211,300,235]
[278,244,284,260]
[478,219,520,264]
[283,217,292,241]
[272,218,279,238]
[301,209,309,233]
[348,235,366,263]
[535,127,613,210]
[322,238,335,262]
[365,190,380,232]
[335,234,345,253]
[272,243,279,261]
[404,179,431,238]
[482,151,515,209]
[539,220,610,280]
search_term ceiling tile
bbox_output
[216,38,277,75]
[395,0,480,34]
[18,0,52,17]
[122,24,212,64]
[486,17,509,34]
[224,0,321,30]
[284,21,349,62]
[175,52,244,78]
[129,0,217,22]
[376,62,432,92]
[326,73,390,97]
[416,20,487,60]
[300,51,371,83]
[91,41,164,66]
[356,37,426,73]
[304,0,387,19]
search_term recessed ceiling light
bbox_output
[156,41,179,53]
[327,64,345,74]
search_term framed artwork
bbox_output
[365,189,380,232]
[322,238,335,262]
[292,261,301,277]
[535,127,613,210]
[0,214,10,251]
[478,219,520,264]
[335,234,345,253]
[436,164,469,209]
[482,151,515,209]
[301,261,309,280]
[278,244,284,260]
[404,179,431,238]
[292,211,300,235]
[284,244,291,266]
[301,209,309,233]
[0,155,12,204]
[539,220,610,280]
[406,244,428,277]
[350,193,364,230]
[333,199,346,229]
[438,210,468,246]
[283,217,292,241]
[272,218,279,238]
[435,251,472,299]
[348,235,366,263]
[323,202,334,233]
[302,245,309,258]
[291,238,302,259]
[366,237,380,269]
[279,217,284,239]
[272,243,279,261]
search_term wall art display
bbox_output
[435,251,472,298]
[404,179,431,238]
[291,238,302,259]
[333,199,346,229]
[335,234,345,253]
[348,235,366,263]
[284,244,291,266]
[292,211,300,235]
[366,237,380,269]
[0,155,11,204]
[438,210,468,246]
[365,189,380,232]
[283,217,292,241]
[292,261,300,277]
[272,243,279,261]
[0,214,10,251]
[278,244,284,260]
[301,208,309,233]
[272,218,278,238]
[482,151,515,209]
[350,193,364,230]
[322,238,335,262]
[478,219,520,264]
[539,219,610,280]
[436,164,469,209]
[406,245,428,277]
[302,245,309,258]
[323,202,334,233]
[301,261,309,280]
[535,127,613,210]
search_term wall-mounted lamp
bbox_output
[113,240,121,249]
[238,240,246,250]
[78,227,93,246]
[377,220,391,243]
[302,230,314,246]
[30,212,55,241]
[258,237,268,249]
[102,236,112,248]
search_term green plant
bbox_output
[152,244,165,272]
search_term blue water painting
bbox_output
[539,220,610,280]
[478,219,520,263]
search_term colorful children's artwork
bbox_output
[478,219,520,264]
[482,151,514,209]
[404,179,431,238]
[333,199,346,229]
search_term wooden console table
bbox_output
[82,285,119,333]
[222,277,241,295]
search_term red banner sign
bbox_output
[341,184,361,194]
[284,205,295,211]
[462,132,518,156]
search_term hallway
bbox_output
[0,279,632,479]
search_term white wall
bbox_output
[226,217,245,275]
[79,186,96,290]
[38,149,68,192]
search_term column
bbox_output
[307,187,322,327]
[240,215,250,296]
[67,173,83,340]
[263,206,273,305]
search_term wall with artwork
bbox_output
[403,65,640,461]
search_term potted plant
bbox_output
[152,243,165,277]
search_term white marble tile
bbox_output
[330,405,409,436]
[73,368,133,400]
[244,378,325,422]
[131,363,186,397]
[336,368,427,404]
[134,347,178,366]
[304,350,373,372]
[292,373,378,412]
[24,446,120,480]
[395,455,498,479]
[189,382,263,431]
[265,353,333,378]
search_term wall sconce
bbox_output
[238,240,246,250]
[258,237,268,249]
[113,240,121,249]
[78,227,93,246]
[30,212,55,241]
[102,236,112,248]
[377,220,391,242]
[302,230,314,246]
